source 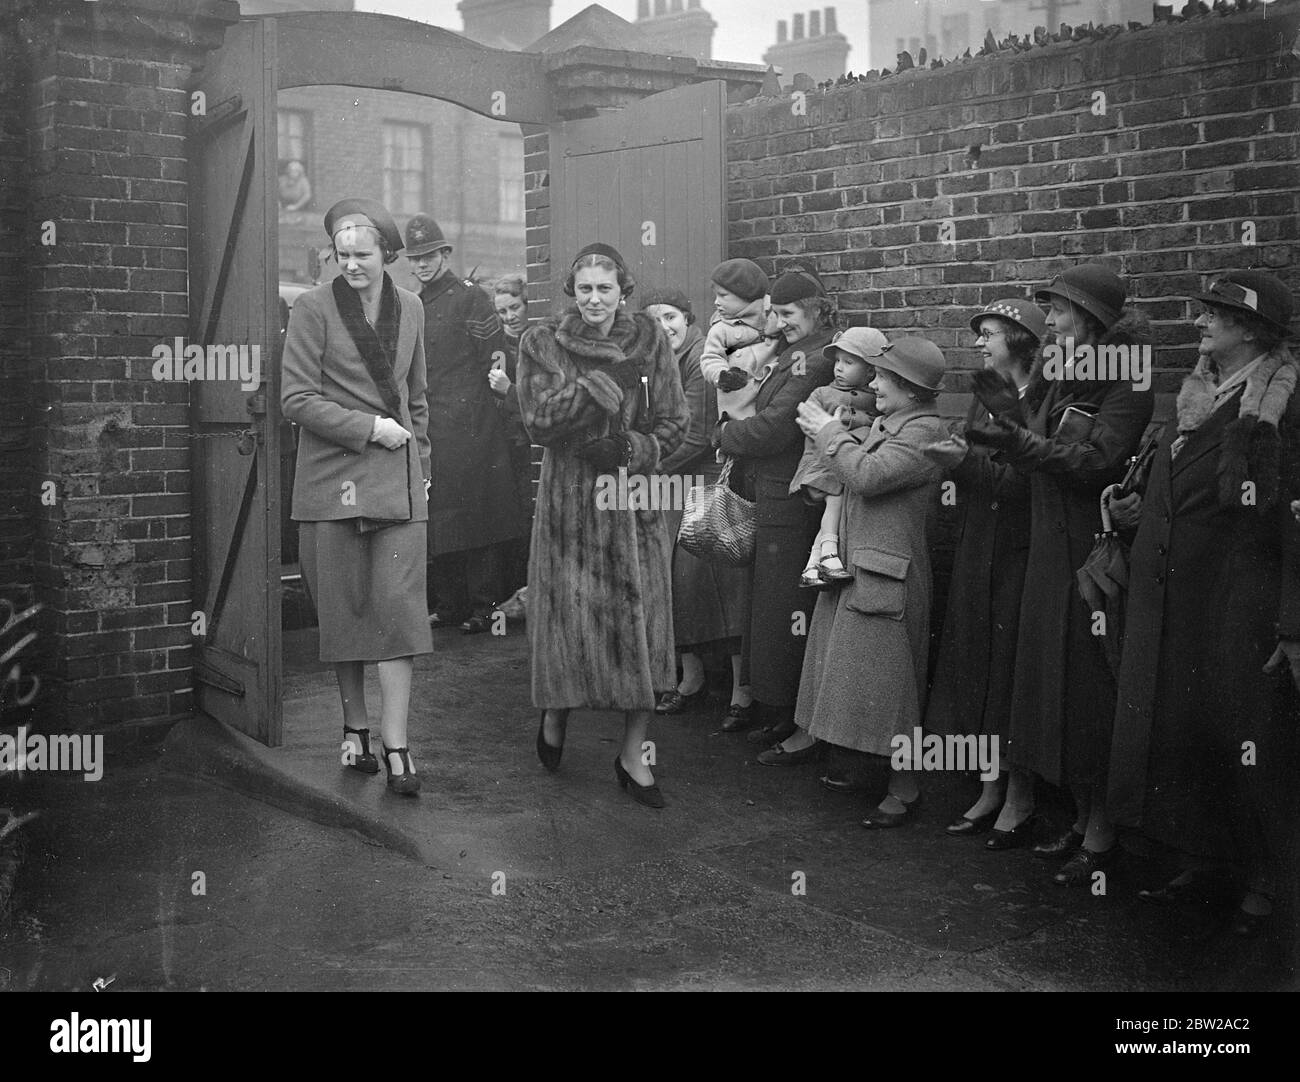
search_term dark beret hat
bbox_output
[640,286,694,319]
[571,242,627,271]
[323,198,402,254]
[769,264,826,305]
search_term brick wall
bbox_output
[726,7,1300,393]
[14,0,237,730]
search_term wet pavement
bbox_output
[0,623,1294,991]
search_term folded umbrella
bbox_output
[1076,484,1130,677]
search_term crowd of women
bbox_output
[281,194,1297,951]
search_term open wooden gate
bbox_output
[549,80,727,323]
[188,18,283,745]
[186,12,729,747]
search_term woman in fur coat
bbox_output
[516,243,689,808]
[966,264,1154,885]
[1106,271,1299,946]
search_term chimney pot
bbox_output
[637,0,649,17]
[777,18,787,42]
[824,6,837,33]
[793,12,804,38]
[809,10,821,35]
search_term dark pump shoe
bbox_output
[985,815,1039,851]
[535,711,564,773]
[1138,870,1234,909]
[382,745,421,797]
[655,686,708,715]
[342,725,379,775]
[946,809,998,837]
[746,718,797,745]
[460,614,492,635]
[1052,845,1120,886]
[721,703,758,732]
[614,755,665,809]
[1031,827,1084,860]
[756,740,821,767]
[1229,907,1272,939]
[861,794,920,830]
[819,772,872,794]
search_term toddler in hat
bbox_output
[700,258,781,421]
[792,327,887,586]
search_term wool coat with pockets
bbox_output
[999,310,1154,788]
[718,326,836,708]
[926,397,1032,742]
[281,278,430,524]
[794,406,949,755]
[1108,355,1300,871]
[420,272,529,555]
[516,306,689,712]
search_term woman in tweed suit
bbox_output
[281,198,431,796]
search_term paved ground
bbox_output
[0,623,1294,991]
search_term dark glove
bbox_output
[605,360,643,393]
[716,366,751,393]
[574,434,630,471]
[965,415,1024,451]
[971,368,1024,422]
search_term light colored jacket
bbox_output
[700,297,779,419]
[281,279,430,523]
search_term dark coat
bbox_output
[719,326,836,707]
[662,324,749,648]
[796,406,949,753]
[420,272,528,555]
[926,398,1032,740]
[492,329,532,450]
[1001,310,1154,787]
[1108,357,1300,870]
[281,278,430,523]
[516,307,689,711]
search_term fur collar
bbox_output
[331,272,402,418]
[552,305,659,365]
[1178,342,1299,510]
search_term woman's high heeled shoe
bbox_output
[536,710,565,773]
[382,744,421,796]
[614,754,665,809]
[342,726,379,775]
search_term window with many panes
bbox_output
[498,135,524,223]
[382,122,427,216]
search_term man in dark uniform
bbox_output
[405,214,529,633]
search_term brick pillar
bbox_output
[15,0,237,730]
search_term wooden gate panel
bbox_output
[550,81,727,325]
[188,18,283,745]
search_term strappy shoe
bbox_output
[342,726,379,775]
[382,744,421,796]
[817,548,853,582]
[798,561,826,588]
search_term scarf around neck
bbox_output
[332,272,403,420]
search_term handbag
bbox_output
[676,456,756,567]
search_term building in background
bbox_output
[242,0,536,292]
[762,8,850,83]
[866,0,1149,71]
[633,0,718,60]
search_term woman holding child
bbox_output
[640,288,752,726]
[714,265,837,746]
[761,337,955,829]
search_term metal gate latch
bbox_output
[236,429,257,455]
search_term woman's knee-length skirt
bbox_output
[299,519,433,662]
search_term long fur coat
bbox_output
[516,306,689,710]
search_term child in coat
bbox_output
[790,327,888,586]
[699,258,780,421]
